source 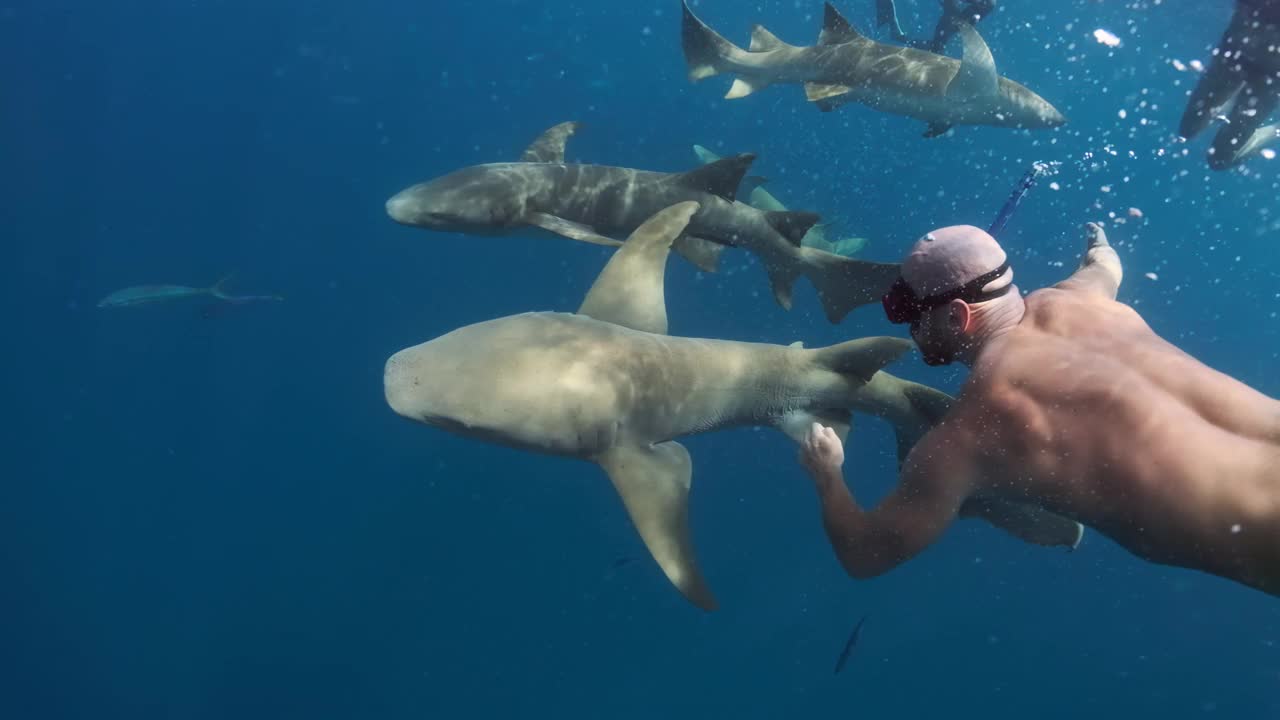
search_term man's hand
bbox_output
[800,423,845,484]
[1084,221,1109,250]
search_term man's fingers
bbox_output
[1084,222,1109,249]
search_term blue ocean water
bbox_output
[4,0,1279,717]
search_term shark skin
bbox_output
[383,202,1085,610]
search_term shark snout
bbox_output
[385,192,417,225]
[383,350,423,420]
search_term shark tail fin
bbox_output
[814,336,913,382]
[799,247,902,323]
[210,274,235,299]
[681,0,744,82]
[891,380,955,465]
[681,0,774,98]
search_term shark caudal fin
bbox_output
[681,0,777,99]
[681,0,741,81]
[209,274,235,299]
[799,247,902,323]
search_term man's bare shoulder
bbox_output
[1024,286,1146,330]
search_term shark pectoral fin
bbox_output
[778,408,852,445]
[922,122,953,138]
[672,235,725,273]
[945,23,998,100]
[598,441,717,611]
[525,213,622,247]
[676,153,756,201]
[960,497,1085,551]
[518,121,581,163]
[578,202,700,335]
[819,2,870,45]
[804,82,853,104]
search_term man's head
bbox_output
[881,225,1022,366]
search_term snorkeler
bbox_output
[1179,0,1280,169]
[877,0,998,54]
[798,221,1280,598]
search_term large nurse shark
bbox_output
[383,202,1084,610]
[680,0,1066,137]
[385,121,901,323]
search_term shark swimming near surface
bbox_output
[383,202,1084,610]
[385,121,901,323]
[680,0,1065,137]
[692,144,869,256]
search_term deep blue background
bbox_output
[4,0,1279,717]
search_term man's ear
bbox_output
[948,298,973,333]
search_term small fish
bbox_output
[833,614,868,675]
[97,275,282,309]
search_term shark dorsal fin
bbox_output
[675,153,755,201]
[749,24,785,51]
[946,24,998,100]
[577,202,700,336]
[819,3,868,45]
[519,121,581,163]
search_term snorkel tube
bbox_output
[986,161,1058,238]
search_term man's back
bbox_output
[955,286,1280,592]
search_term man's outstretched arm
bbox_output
[1053,222,1122,300]
[800,423,971,579]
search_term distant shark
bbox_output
[680,0,1066,137]
[1178,1,1280,169]
[692,144,869,256]
[384,202,1084,610]
[386,121,901,323]
[97,275,282,309]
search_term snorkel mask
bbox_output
[881,262,1012,325]
[883,161,1054,325]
